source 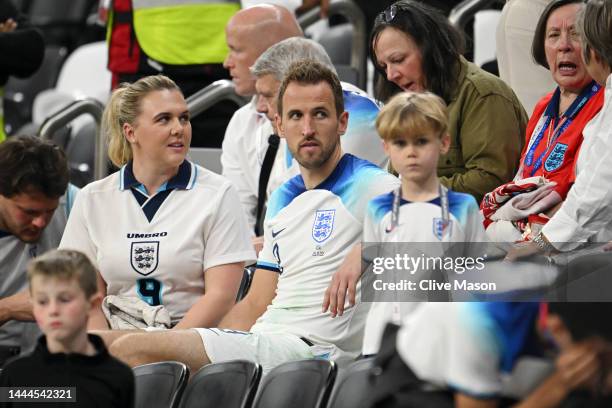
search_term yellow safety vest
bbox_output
[131,0,239,65]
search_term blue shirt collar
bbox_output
[545,80,601,119]
[119,160,196,192]
[291,153,352,192]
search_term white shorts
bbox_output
[193,328,315,373]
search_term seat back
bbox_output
[473,9,502,69]
[4,46,67,135]
[252,360,336,408]
[27,0,97,50]
[55,41,111,103]
[326,358,374,408]
[317,23,359,87]
[65,120,97,187]
[133,361,189,408]
[179,360,261,408]
[236,267,255,301]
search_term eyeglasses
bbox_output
[382,4,398,23]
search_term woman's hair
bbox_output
[103,75,181,167]
[369,0,465,103]
[376,91,448,141]
[532,0,585,69]
[577,0,612,68]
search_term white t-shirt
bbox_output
[60,161,256,324]
[252,154,399,361]
[362,189,487,354]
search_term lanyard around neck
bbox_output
[524,82,601,176]
[387,183,449,237]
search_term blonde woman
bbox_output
[60,75,255,333]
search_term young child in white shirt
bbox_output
[362,91,487,354]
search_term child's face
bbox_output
[31,276,93,344]
[383,130,450,184]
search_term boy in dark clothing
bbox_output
[0,249,134,407]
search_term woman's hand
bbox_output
[504,241,544,261]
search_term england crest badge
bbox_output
[312,209,336,243]
[432,218,452,241]
[544,143,568,172]
[130,241,159,276]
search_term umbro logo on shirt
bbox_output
[271,228,286,238]
[127,232,168,238]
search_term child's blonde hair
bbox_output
[376,91,448,141]
[27,249,98,298]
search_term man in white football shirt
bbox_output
[106,60,398,373]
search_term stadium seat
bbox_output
[554,251,612,301]
[133,361,189,408]
[4,46,68,135]
[178,360,261,408]
[27,0,99,51]
[326,357,374,408]
[252,359,336,408]
[236,267,255,302]
[317,24,359,86]
[32,41,110,128]
[65,120,96,187]
[473,9,502,75]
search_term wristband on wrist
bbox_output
[533,232,555,253]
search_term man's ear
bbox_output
[275,113,284,138]
[338,111,349,136]
[440,132,451,155]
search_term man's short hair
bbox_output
[27,249,98,298]
[0,135,68,198]
[251,37,336,81]
[277,60,344,118]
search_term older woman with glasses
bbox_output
[370,0,527,203]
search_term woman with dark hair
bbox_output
[483,0,603,244]
[370,0,528,202]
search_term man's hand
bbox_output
[0,18,17,33]
[556,340,604,392]
[322,243,361,317]
[0,291,34,326]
